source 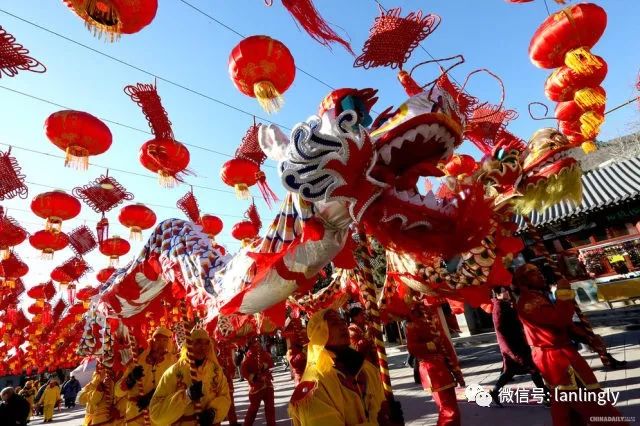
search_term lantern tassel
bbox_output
[574,87,606,110]
[46,218,63,233]
[234,183,251,200]
[109,256,119,267]
[254,81,284,113]
[257,176,279,209]
[0,249,9,260]
[582,141,598,154]
[41,249,55,260]
[579,111,604,140]
[78,0,122,42]
[565,47,603,76]
[158,171,177,189]
[65,146,90,170]
[129,226,142,241]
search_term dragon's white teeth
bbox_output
[422,191,439,209]
[379,144,393,165]
[396,190,411,202]
[409,192,423,205]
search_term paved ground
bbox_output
[37,325,640,425]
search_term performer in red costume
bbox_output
[283,316,308,385]
[489,286,549,407]
[241,336,276,426]
[348,305,378,364]
[514,264,628,426]
[406,303,464,426]
[216,338,240,426]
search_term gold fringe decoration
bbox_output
[564,47,603,75]
[158,170,177,188]
[234,183,251,200]
[65,146,90,170]
[574,87,606,110]
[129,226,142,241]
[579,111,604,139]
[41,249,55,260]
[0,249,9,260]
[581,140,598,154]
[45,217,63,234]
[513,165,582,214]
[254,80,284,113]
[75,0,122,42]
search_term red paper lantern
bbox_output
[99,236,130,265]
[0,255,28,289]
[118,203,157,240]
[544,58,607,102]
[0,215,27,260]
[220,158,261,198]
[200,214,223,240]
[44,110,112,170]
[26,281,56,300]
[529,3,607,70]
[228,35,296,113]
[63,0,158,41]
[50,267,71,285]
[29,230,69,259]
[30,190,81,232]
[139,138,190,188]
[231,221,259,247]
[443,154,478,177]
[96,267,115,284]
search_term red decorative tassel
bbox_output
[247,203,262,232]
[280,0,353,54]
[96,215,109,244]
[256,175,279,209]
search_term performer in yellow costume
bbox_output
[115,327,177,425]
[149,328,230,425]
[38,380,61,423]
[288,309,404,426]
[78,365,126,426]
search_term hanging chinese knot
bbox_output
[529,3,608,153]
[228,35,296,113]
[0,25,46,78]
[176,189,201,223]
[125,82,191,187]
[72,173,133,214]
[45,110,113,170]
[0,147,28,201]
[354,7,440,70]
[67,225,98,256]
[62,0,158,41]
[220,123,278,206]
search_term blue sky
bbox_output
[0,0,638,307]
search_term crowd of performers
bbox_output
[0,263,630,425]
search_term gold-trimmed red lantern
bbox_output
[96,267,115,284]
[44,110,112,170]
[50,267,71,287]
[0,254,28,289]
[118,203,156,240]
[30,190,81,232]
[544,58,607,102]
[228,35,296,113]
[200,214,223,241]
[529,3,607,72]
[63,0,158,41]
[139,138,190,188]
[99,236,130,266]
[231,221,260,247]
[0,215,27,260]
[29,230,69,259]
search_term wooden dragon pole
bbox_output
[179,299,202,416]
[128,334,151,426]
[354,232,395,401]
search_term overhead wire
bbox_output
[177,0,335,91]
[0,141,276,199]
[0,8,293,132]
